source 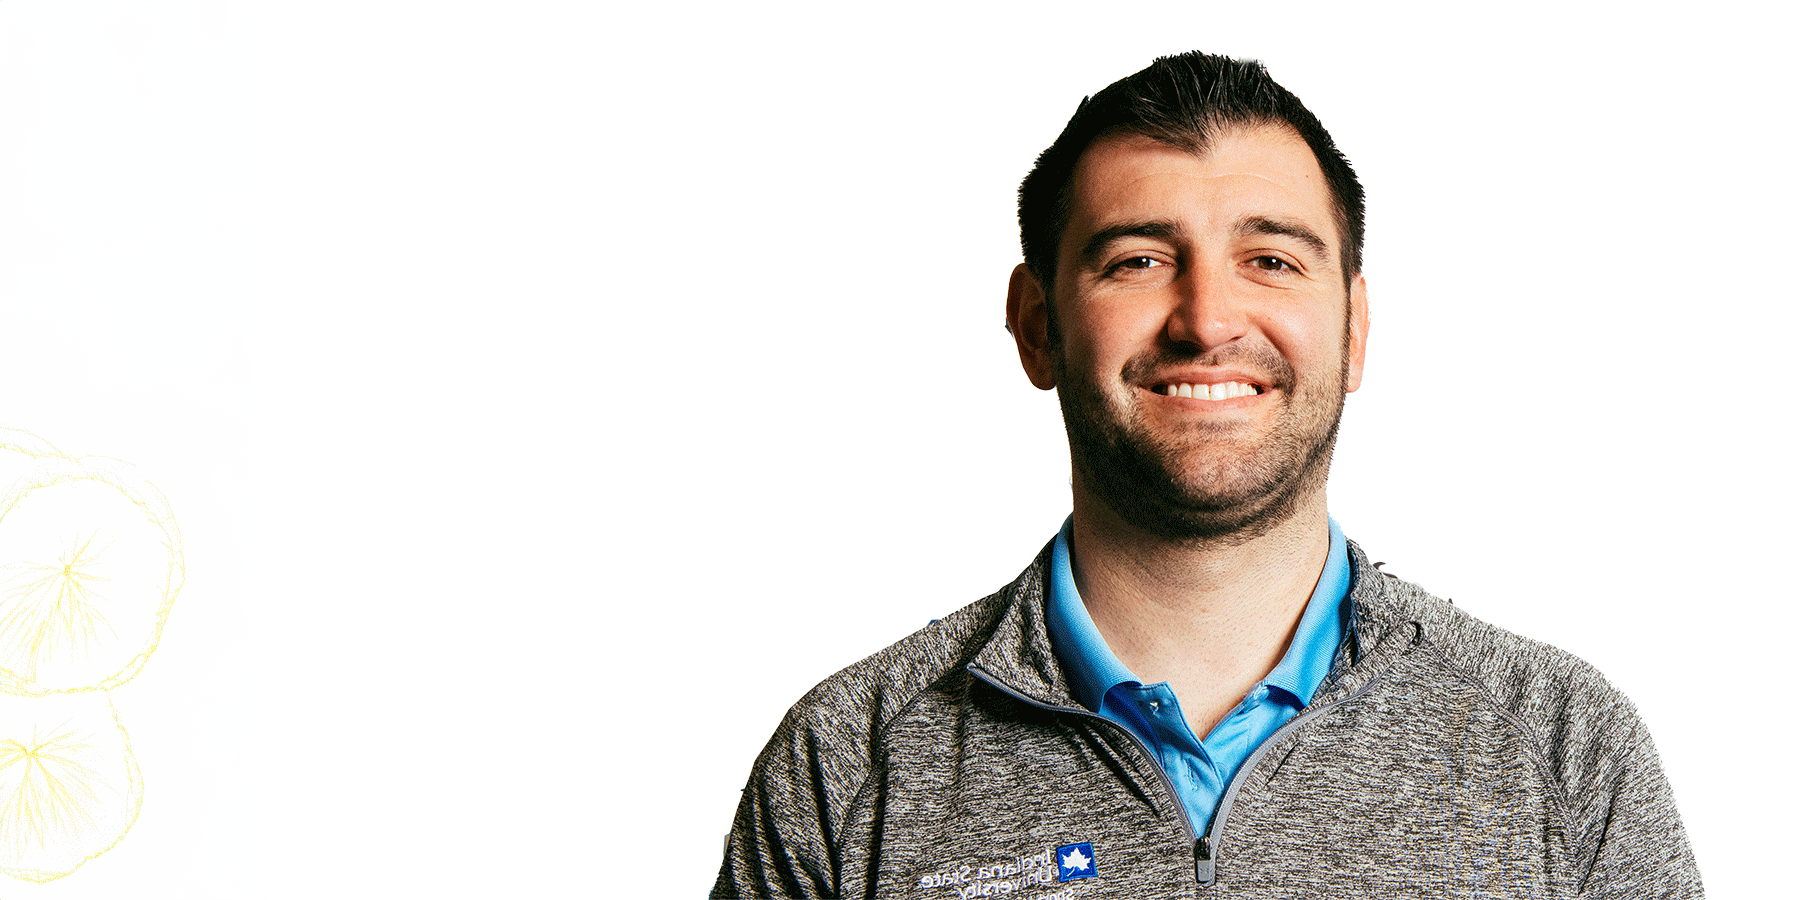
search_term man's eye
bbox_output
[1111,256,1165,272]
[1252,256,1293,272]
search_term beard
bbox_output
[1054,338,1349,547]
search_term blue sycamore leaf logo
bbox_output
[1056,842,1096,882]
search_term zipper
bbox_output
[1194,674,1386,887]
[964,664,1206,880]
[969,661,1387,888]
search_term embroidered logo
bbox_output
[914,846,1082,897]
[1056,843,1096,882]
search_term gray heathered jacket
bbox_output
[714,540,1702,899]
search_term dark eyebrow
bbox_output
[1077,219,1180,269]
[1237,216,1329,261]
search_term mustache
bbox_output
[1119,344,1296,393]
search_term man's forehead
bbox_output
[1063,126,1337,248]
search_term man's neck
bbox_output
[1067,487,1333,735]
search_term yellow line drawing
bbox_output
[0,532,119,684]
[0,434,183,696]
[0,691,141,883]
[0,428,171,882]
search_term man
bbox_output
[714,52,1701,899]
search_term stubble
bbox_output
[1054,335,1349,548]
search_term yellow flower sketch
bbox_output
[0,434,183,696]
[0,691,141,882]
[0,428,176,882]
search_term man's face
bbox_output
[1007,125,1369,542]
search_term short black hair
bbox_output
[1018,52,1364,289]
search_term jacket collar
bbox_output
[966,537,1427,710]
[965,540,1080,710]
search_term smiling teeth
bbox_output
[1162,382,1259,400]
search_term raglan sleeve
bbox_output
[1574,726,1704,898]
[711,706,858,899]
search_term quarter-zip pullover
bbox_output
[714,539,1702,899]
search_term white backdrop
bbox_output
[0,2,1791,896]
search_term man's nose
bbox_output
[1164,265,1246,351]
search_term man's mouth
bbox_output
[1154,381,1263,400]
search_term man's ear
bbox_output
[1345,274,1370,393]
[1007,264,1057,390]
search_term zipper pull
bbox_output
[1194,835,1215,885]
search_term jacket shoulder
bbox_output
[1378,571,1647,763]
[722,574,1024,878]
[1371,567,1698,894]
[773,584,1012,775]
[715,547,1056,898]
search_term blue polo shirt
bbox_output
[1045,516,1351,833]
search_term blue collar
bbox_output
[1046,516,1351,711]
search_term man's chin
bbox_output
[1120,486,1303,544]
[1077,456,1310,545]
